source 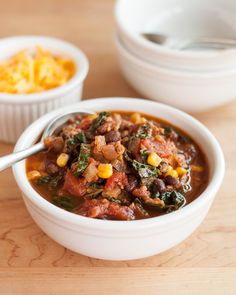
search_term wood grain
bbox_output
[0,0,236,294]
[1,268,236,295]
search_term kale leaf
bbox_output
[35,176,51,185]
[52,195,76,211]
[140,148,149,160]
[35,175,64,191]
[132,160,160,178]
[89,182,102,189]
[88,111,109,133]
[48,175,64,190]
[84,188,103,199]
[135,123,152,139]
[66,132,87,149]
[74,143,91,176]
[160,190,186,212]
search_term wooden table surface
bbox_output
[0,0,236,294]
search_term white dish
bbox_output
[13,97,224,260]
[115,0,236,71]
[115,35,236,112]
[0,36,89,143]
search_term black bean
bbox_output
[105,130,121,143]
[125,175,138,192]
[46,162,60,175]
[85,131,95,141]
[165,175,181,188]
[154,178,166,193]
[169,130,178,141]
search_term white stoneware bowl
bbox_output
[0,36,89,143]
[116,36,236,112]
[115,0,236,71]
[13,98,224,260]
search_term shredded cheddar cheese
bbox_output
[0,47,76,94]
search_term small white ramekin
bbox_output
[0,36,89,143]
[115,35,236,112]
[13,98,225,260]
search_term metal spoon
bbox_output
[142,33,236,50]
[0,109,95,172]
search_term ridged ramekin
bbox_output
[0,36,89,143]
[13,98,225,260]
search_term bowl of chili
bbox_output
[13,98,224,260]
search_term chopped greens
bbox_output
[89,182,102,189]
[48,175,64,190]
[74,143,91,176]
[133,199,149,217]
[88,111,109,133]
[135,123,152,139]
[67,132,87,149]
[84,188,103,199]
[140,148,149,160]
[105,196,122,204]
[35,175,51,185]
[164,126,173,136]
[132,160,160,178]
[52,195,76,211]
[124,151,133,163]
[35,175,64,191]
[160,191,186,212]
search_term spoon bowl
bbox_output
[0,109,95,172]
[142,33,236,50]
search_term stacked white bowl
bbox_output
[115,0,236,112]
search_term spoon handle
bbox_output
[0,142,45,172]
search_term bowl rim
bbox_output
[116,34,236,78]
[115,0,236,60]
[0,35,89,103]
[13,97,225,231]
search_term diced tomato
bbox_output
[105,171,128,190]
[141,138,153,151]
[77,199,135,220]
[132,185,150,198]
[154,139,176,158]
[79,117,93,130]
[88,157,97,165]
[63,171,87,197]
[141,138,175,158]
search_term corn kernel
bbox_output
[167,165,173,171]
[191,165,204,172]
[87,114,98,119]
[56,153,69,167]
[130,112,141,123]
[27,170,41,180]
[97,163,113,179]
[176,167,187,176]
[139,117,147,123]
[147,152,162,167]
[155,135,163,142]
[166,169,178,178]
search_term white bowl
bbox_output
[116,36,236,112]
[115,0,236,72]
[13,98,224,260]
[0,36,89,143]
